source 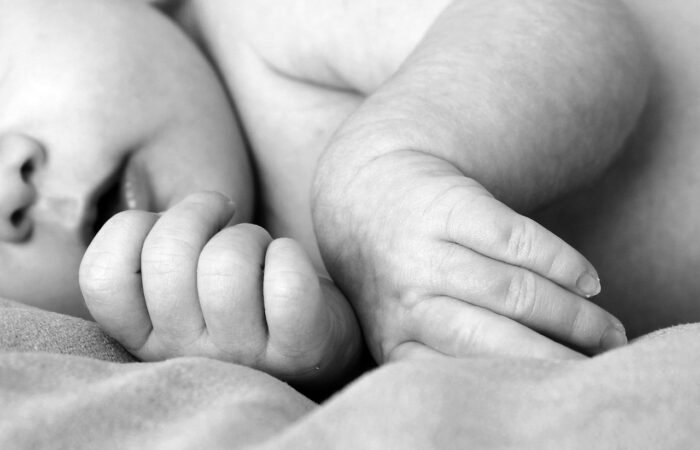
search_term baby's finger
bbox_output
[197,223,272,363]
[263,238,331,371]
[432,243,626,354]
[80,210,158,352]
[409,296,586,360]
[141,192,235,347]
[445,192,600,298]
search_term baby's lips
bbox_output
[121,159,152,211]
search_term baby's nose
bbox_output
[0,134,45,242]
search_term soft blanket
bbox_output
[1,298,699,449]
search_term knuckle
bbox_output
[141,248,188,276]
[505,217,537,264]
[199,244,254,281]
[210,227,269,262]
[264,268,315,303]
[504,270,537,322]
[427,245,458,285]
[144,233,198,265]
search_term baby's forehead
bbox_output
[0,0,176,60]
[0,0,227,145]
[0,1,189,98]
[0,4,108,70]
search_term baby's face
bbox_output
[0,0,253,317]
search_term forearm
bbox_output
[316,0,650,212]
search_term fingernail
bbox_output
[600,326,627,351]
[576,272,601,298]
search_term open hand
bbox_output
[315,150,626,362]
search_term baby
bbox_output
[0,0,647,391]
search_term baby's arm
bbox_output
[80,192,362,392]
[312,0,650,362]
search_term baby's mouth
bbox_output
[92,157,152,236]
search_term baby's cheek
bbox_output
[0,236,90,319]
[42,261,91,320]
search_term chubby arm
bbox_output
[311,0,651,361]
[313,0,650,211]
[169,0,649,203]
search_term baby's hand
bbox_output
[80,192,361,386]
[315,151,626,362]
